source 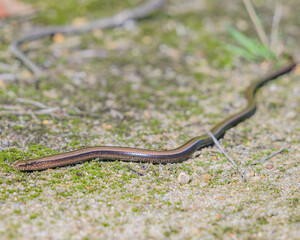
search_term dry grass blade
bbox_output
[9,0,166,76]
[242,0,269,47]
[16,98,47,109]
[243,147,286,178]
[270,0,283,55]
[205,129,238,168]
[204,129,286,182]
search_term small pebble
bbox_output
[286,111,296,119]
[178,172,190,184]
[2,140,8,147]
[93,120,100,126]
[252,176,260,181]
[53,33,66,44]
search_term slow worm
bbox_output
[14,62,297,171]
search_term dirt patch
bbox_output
[0,0,299,239]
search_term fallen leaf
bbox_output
[142,36,152,45]
[72,17,88,27]
[43,89,58,99]
[0,79,4,88]
[103,123,112,130]
[266,164,273,170]
[53,33,66,44]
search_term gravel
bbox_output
[0,0,299,239]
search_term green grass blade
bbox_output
[227,26,275,61]
[226,44,258,61]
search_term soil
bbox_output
[0,0,299,239]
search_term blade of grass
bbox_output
[271,0,283,56]
[242,0,269,47]
[227,27,275,61]
[226,44,258,61]
[228,27,262,54]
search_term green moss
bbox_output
[0,0,298,237]
[149,119,161,134]
[278,166,285,172]
[13,125,25,130]
[257,217,268,225]
[221,226,232,233]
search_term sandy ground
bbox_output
[0,0,299,239]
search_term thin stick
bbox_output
[0,73,17,82]
[242,147,286,181]
[243,147,285,173]
[126,165,144,176]
[34,107,60,115]
[205,129,238,168]
[270,0,282,55]
[242,0,269,47]
[9,0,166,75]
[0,110,32,116]
[0,104,23,110]
[16,98,47,109]
[0,107,59,116]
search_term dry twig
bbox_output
[270,0,283,55]
[205,129,238,168]
[205,129,286,182]
[126,165,144,176]
[242,0,269,47]
[0,107,60,116]
[0,97,60,116]
[0,73,17,82]
[16,98,47,108]
[242,147,286,180]
[9,0,166,75]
